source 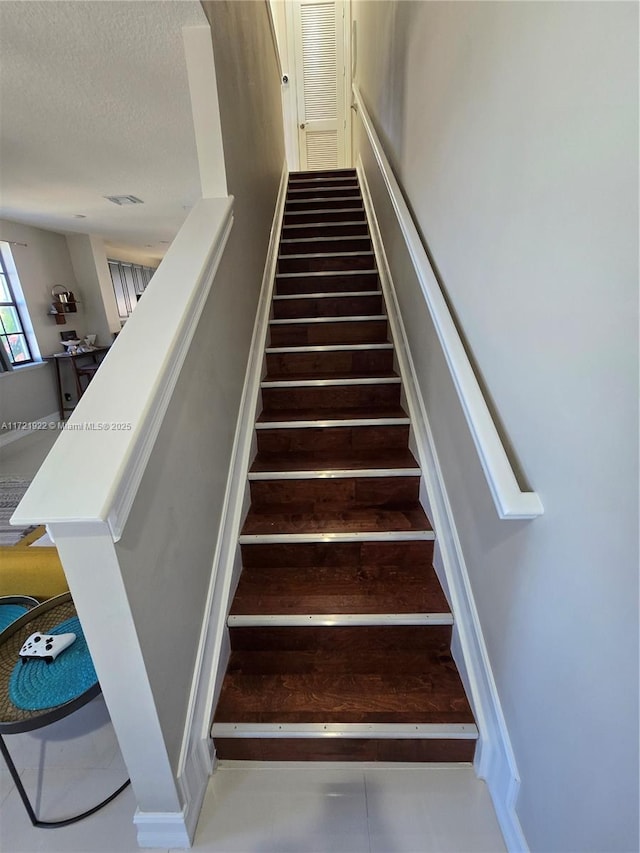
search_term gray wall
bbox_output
[0,220,75,429]
[0,363,57,431]
[203,0,286,239]
[353,2,638,851]
[0,220,124,430]
[116,0,284,772]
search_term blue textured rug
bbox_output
[9,616,97,711]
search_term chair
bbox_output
[72,360,100,400]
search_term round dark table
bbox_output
[0,592,130,827]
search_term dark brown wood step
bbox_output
[278,252,374,274]
[287,177,359,190]
[264,370,397,384]
[256,424,409,454]
[279,236,372,255]
[227,624,454,658]
[240,540,434,570]
[230,562,448,615]
[283,207,365,225]
[282,221,369,239]
[270,319,387,346]
[285,196,362,212]
[249,475,420,511]
[265,348,393,377]
[213,737,475,762]
[229,617,451,643]
[215,646,472,724]
[275,271,378,295]
[287,186,361,200]
[261,382,400,412]
[250,448,416,473]
[272,293,382,320]
[241,503,432,536]
[290,168,357,180]
[257,404,408,424]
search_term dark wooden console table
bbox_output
[47,347,109,420]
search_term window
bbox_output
[0,249,33,366]
[108,259,156,321]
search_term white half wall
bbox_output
[352,2,639,851]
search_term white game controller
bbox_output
[19,631,76,664]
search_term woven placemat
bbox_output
[0,600,81,725]
[9,616,97,711]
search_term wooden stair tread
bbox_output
[241,503,432,535]
[263,371,397,383]
[230,563,449,614]
[250,449,417,473]
[257,405,408,423]
[214,656,473,723]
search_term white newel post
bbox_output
[50,521,185,813]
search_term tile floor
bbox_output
[0,694,506,853]
[1,431,507,852]
[0,428,60,478]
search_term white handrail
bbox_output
[353,85,542,520]
[265,0,284,82]
[13,197,234,539]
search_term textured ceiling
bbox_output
[0,0,208,262]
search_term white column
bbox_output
[51,521,190,847]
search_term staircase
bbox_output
[211,169,478,762]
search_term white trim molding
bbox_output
[134,808,191,849]
[239,529,434,544]
[227,612,453,627]
[358,161,528,853]
[352,85,542,522]
[211,722,477,739]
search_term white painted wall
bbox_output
[353,2,638,851]
[0,219,77,426]
[0,363,57,431]
[103,243,162,268]
[0,219,79,358]
[183,24,228,199]
[66,233,121,346]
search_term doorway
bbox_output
[280,0,352,171]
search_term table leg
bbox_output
[53,360,64,422]
[0,734,38,825]
[0,733,130,828]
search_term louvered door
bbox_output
[293,0,348,170]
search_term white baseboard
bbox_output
[134,808,191,849]
[357,157,528,853]
[176,737,214,847]
[0,412,60,449]
[172,161,289,844]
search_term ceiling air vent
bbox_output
[104,195,144,206]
